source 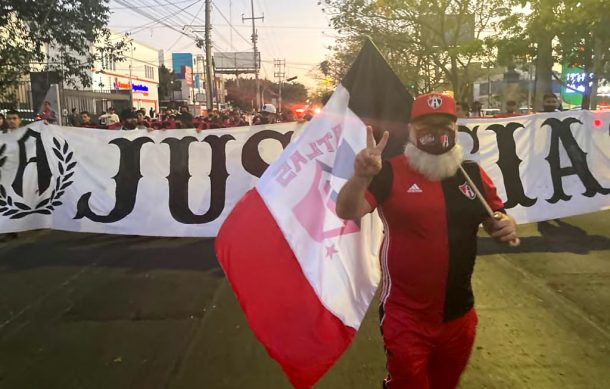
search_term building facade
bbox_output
[91,35,160,113]
[167,51,225,111]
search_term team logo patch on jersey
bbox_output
[407,183,423,193]
[427,95,443,110]
[459,182,476,200]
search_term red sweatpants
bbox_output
[381,308,478,389]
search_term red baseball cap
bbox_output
[411,93,457,122]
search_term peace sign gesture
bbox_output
[354,126,389,179]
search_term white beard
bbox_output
[403,142,464,181]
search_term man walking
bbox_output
[336,93,518,389]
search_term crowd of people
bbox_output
[455,93,562,118]
[0,93,570,134]
[1,103,300,133]
[74,105,256,132]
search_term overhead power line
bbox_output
[147,0,200,30]
[111,24,334,31]
[243,0,264,109]
[109,0,194,10]
[113,0,200,35]
[164,0,206,51]
[255,0,282,59]
[211,1,251,46]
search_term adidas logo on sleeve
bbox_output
[407,183,423,193]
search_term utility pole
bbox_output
[204,0,214,110]
[229,0,233,51]
[274,59,286,113]
[128,41,134,111]
[185,25,211,110]
[242,1,263,110]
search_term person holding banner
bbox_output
[99,107,120,127]
[337,93,518,389]
[542,93,561,113]
[79,111,97,128]
[0,113,7,132]
[0,109,21,240]
[3,110,22,133]
[38,100,57,124]
[117,109,139,130]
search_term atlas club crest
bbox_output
[459,182,477,200]
[427,95,443,110]
[292,141,360,242]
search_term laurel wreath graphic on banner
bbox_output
[0,138,76,219]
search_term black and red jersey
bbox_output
[366,155,504,324]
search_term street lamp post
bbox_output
[483,61,492,109]
[487,69,491,108]
[527,62,533,113]
[278,79,282,113]
[280,76,297,113]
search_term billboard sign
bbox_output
[561,65,593,106]
[214,52,261,74]
[172,53,193,79]
[183,66,193,86]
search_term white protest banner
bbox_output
[457,110,609,223]
[0,121,303,236]
[0,111,608,236]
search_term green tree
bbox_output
[492,0,610,109]
[554,0,610,108]
[317,36,361,87]
[158,65,181,100]
[321,0,511,101]
[225,78,308,110]
[0,0,128,98]
[493,1,565,109]
[226,78,265,110]
[280,82,308,105]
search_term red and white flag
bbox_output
[215,40,412,388]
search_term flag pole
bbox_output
[458,165,521,247]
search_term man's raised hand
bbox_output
[354,126,389,179]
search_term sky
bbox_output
[108,0,337,89]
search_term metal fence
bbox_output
[0,80,32,110]
[1,79,133,121]
[62,89,131,117]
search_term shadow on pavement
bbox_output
[478,219,610,255]
[0,232,222,274]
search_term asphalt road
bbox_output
[0,210,608,389]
